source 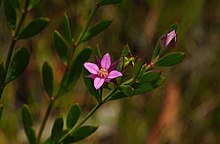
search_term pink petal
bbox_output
[108,70,122,79]
[86,74,96,79]
[95,56,101,68]
[101,53,111,70]
[108,60,118,72]
[166,30,176,47]
[84,62,99,74]
[94,77,105,90]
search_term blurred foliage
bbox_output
[1,0,220,143]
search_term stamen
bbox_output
[99,68,108,78]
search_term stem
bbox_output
[58,103,102,143]
[37,98,55,144]
[0,0,29,99]
[76,2,100,45]
[37,3,101,142]
[58,90,116,143]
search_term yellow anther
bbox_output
[99,68,108,78]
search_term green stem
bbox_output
[76,2,100,45]
[0,0,29,99]
[37,3,101,142]
[37,98,55,144]
[58,90,116,143]
[58,103,102,143]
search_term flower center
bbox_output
[98,68,108,78]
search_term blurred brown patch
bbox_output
[147,82,180,144]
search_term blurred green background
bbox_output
[1,0,220,143]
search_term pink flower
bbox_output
[160,30,177,48]
[84,53,122,90]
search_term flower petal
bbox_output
[94,77,105,90]
[108,60,118,72]
[84,62,99,74]
[160,30,177,48]
[108,70,122,79]
[86,74,96,79]
[96,56,101,68]
[101,53,111,70]
[165,30,176,47]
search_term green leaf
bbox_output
[6,48,30,83]
[99,0,122,5]
[133,59,142,78]
[22,105,37,144]
[170,23,178,31]
[18,17,49,39]
[66,104,81,129]
[58,48,92,96]
[0,63,5,87]
[108,90,127,101]
[22,105,33,132]
[0,0,2,6]
[28,0,40,10]
[120,85,134,96]
[134,76,165,95]
[62,13,73,45]
[51,117,64,144]
[83,68,99,102]
[3,0,17,30]
[54,30,68,64]
[64,126,98,143]
[139,70,161,83]
[151,39,162,61]
[155,52,185,67]
[80,20,112,43]
[121,44,131,57]
[42,62,54,97]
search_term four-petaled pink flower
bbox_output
[160,30,177,48]
[84,53,122,90]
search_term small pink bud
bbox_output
[160,30,177,48]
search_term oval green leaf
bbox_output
[6,48,30,83]
[120,85,134,96]
[28,0,40,10]
[18,17,49,39]
[3,0,17,30]
[151,39,162,61]
[108,90,127,101]
[134,76,165,95]
[121,45,131,57]
[42,62,54,97]
[66,104,81,129]
[62,13,73,45]
[51,117,64,144]
[155,52,185,67]
[132,59,142,79]
[80,20,112,44]
[83,68,99,102]
[99,0,122,5]
[22,104,37,144]
[54,30,68,64]
[64,126,98,143]
[58,48,92,96]
[139,70,161,83]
